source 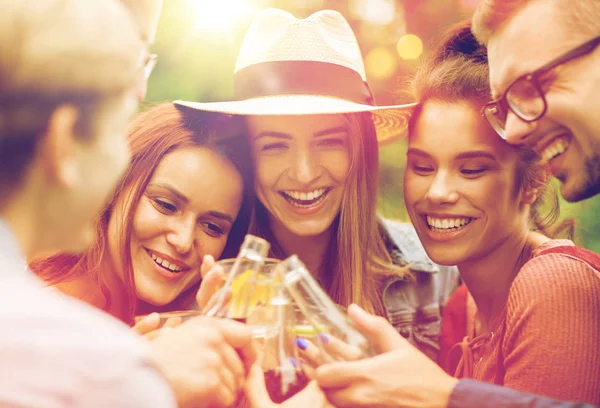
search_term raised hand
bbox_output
[314,304,458,408]
[149,316,257,408]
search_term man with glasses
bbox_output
[309,1,600,408]
[476,0,600,203]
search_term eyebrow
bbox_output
[406,148,431,158]
[406,148,498,161]
[207,211,234,224]
[456,151,498,161]
[254,131,292,140]
[148,183,188,203]
[148,183,235,223]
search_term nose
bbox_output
[504,111,538,146]
[166,216,196,255]
[426,171,459,205]
[289,149,322,184]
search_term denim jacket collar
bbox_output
[380,218,440,275]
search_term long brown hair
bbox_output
[31,103,254,323]
[250,112,408,316]
[407,21,574,239]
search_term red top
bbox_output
[449,240,600,405]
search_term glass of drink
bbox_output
[278,255,376,361]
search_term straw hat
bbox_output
[175,8,415,144]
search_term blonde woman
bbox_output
[176,8,460,360]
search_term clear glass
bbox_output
[278,255,376,360]
[204,234,270,322]
[258,284,309,403]
[211,257,282,337]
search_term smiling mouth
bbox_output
[425,215,473,233]
[146,249,188,274]
[538,134,571,163]
[280,188,331,208]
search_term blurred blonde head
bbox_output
[0,0,145,254]
[119,0,163,45]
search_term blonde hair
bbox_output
[473,0,600,45]
[119,0,163,44]
[250,112,409,316]
[0,0,143,204]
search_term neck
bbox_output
[269,218,333,279]
[459,229,536,332]
[102,255,130,319]
[1,191,42,260]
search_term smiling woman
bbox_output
[30,103,254,323]
[403,22,600,404]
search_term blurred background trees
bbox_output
[145,0,600,251]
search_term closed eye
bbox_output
[461,168,487,176]
[410,164,434,175]
[200,221,226,237]
[152,198,177,214]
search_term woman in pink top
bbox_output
[403,22,600,404]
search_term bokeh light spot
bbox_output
[396,34,423,60]
[365,47,397,80]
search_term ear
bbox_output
[40,104,80,188]
[521,166,550,205]
[521,186,540,205]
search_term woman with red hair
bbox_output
[31,102,254,324]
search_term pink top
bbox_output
[451,240,600,405]
[0,221,176,407]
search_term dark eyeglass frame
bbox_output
[483,35,600,136]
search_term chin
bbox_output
[284,219,333,237]
[137,290,172,307]
[421,244,467,267]
[560,177,592,203]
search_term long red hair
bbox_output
[31,103,254,323]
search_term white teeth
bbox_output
[149,251,182,272]
[540,136,570,162]
[426,216,472,232]
[285,188,326,201]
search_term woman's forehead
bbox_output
[246,113,348,136]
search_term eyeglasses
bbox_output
[143,53,158,80]
[482,35,600,139]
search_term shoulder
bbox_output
[0,271,148,364]
[0,283,174,407]
[512,240,600,292]
[508,240,600,317]
[381,218,460,298]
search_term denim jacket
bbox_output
[380,219,461,361]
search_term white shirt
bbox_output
[0,220,176,407]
